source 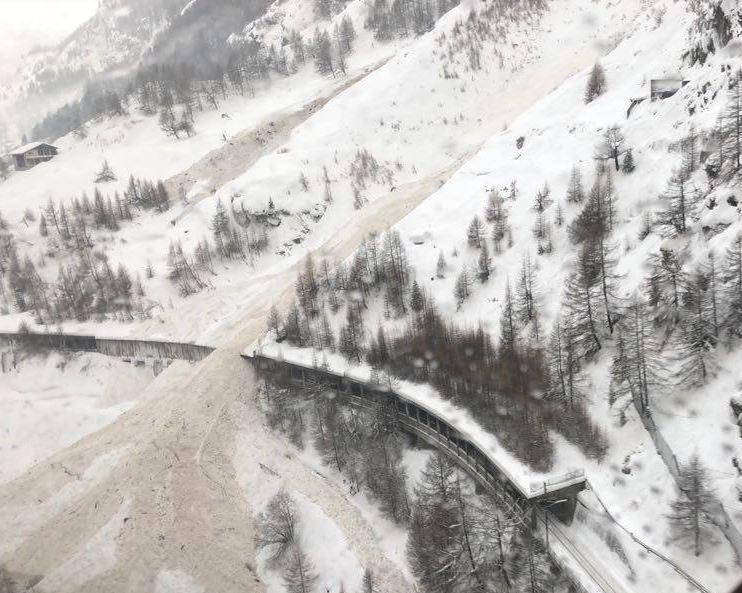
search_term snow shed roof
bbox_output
[9,142,57,156]
[245,345,586,499]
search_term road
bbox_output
[0,158,458,592]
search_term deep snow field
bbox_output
[0,352,156,485]
[1,0,742,591]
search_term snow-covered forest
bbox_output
[1,0,742,592]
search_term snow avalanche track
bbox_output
[0,0,666,589]
[0,167,453,592]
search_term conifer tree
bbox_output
[340,15,356,53]
[339,304,365,362]
[657,171,698,236]
[477,242,492,283]
[723,235,742,338]
[283,546,318,593]
[516,254,538,328]
[313,29,335,75]
[532,182,552,212]
[720,69,742,180]
[584,61,606,103]
[610,298,660,412]
[268,305,283,337]
[546,316,584,407]
[454,266,471,310]
[484,189,502,221]
[622,148,635,173]
[554,201,564,227]
[677,266,718,388]
[563,245,602,357]
[435,250,447,279]
[94,159,117,183]
[467,215,484,248]
[257,489,297,564]
[409,279,425,314]
[500,281,518,351]
[647,247,686,326]
[668,455,716,557]
[490,195,510,252]
[566,165,585,204]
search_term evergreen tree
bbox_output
[546,317,584,407]
[516,254,538,329]
[532,182,552,212]
[407,455,488,592]
[467,215,484,248]
[610,298,660,412]
[720,69,742,181]
[677,266,718,388]
[340,16,356,54]
[94,159,117,183]
[622,147,635,173]
[454,266,470,310]
[313,29,335,75]
[584,61,606,103]
[647,247,686,326]
[410,279,426,314]
[510,528,556,593]
[723,235,742,338]
[562,245,602,357]
[657,171,698,236]
[283,546,318,593]
[267,305,283,337]
[566,165,585,204]
[477,242,492,283]
[435,250,447,279]
[554,201,564,227]
[668,455,716,556]
[500,281,518,351]
[490,194,510,252]
[339,305,365,362]
[484,189,502,221]
[681,125,699,178]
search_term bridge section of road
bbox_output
[0,330,635,593]
[246,353,586,522]
[0,331,215,363]
[245,353,640,593]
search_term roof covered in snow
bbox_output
[9,142,57,156]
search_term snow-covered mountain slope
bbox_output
[1,0,275,143]
[1,0,176,140]
[253,0,742,591]
[0,0,645,343]
[1,0,740,591]
[0,351,157,485]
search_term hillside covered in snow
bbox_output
[1,0,742,592]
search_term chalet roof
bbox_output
[9,142,57,156]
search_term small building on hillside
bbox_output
[650,78,688,101]
[10,142,58,171]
